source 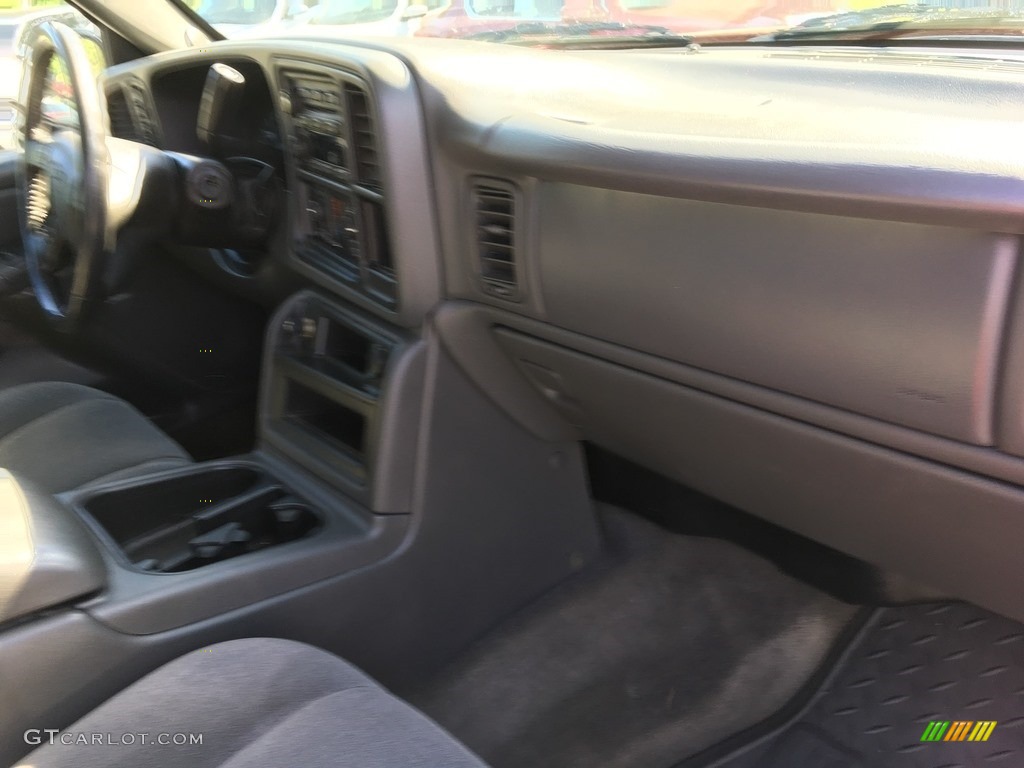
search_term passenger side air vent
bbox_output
[473,180,519,300]
[344,84,381,190]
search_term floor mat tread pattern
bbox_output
[717,601,1024,768]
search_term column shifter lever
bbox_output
[196,63,246,152]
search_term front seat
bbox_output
[18,638,488,768]
[0,382,190,494]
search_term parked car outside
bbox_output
[414,0,896,40]
[289,0,444,39]
[190,0,312,36]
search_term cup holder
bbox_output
[79,465,321,573]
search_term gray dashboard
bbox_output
[105,36,1024,620]
[104,41,443,328]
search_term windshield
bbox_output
[314,0,400,25]
[179,0,1024,44]
[0,25,14,56]
[193,0,281,25]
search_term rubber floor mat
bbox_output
[713,601,1024,768]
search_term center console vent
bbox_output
[344,84,381,191]
[473,179,519,300]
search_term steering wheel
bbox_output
[16,21,109,328]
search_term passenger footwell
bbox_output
[710,602,1024,768]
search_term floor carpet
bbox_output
[408,506,859,768]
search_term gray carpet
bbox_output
[408,506,858,768]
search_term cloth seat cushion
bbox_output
[17,637,489,768]
[0,381,190,494]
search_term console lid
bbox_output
[0,470,105,625]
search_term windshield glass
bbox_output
[41,51,78,128]
[314,0,400,25]
[193,0,281,25]
[155,0,1024,45]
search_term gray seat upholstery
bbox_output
[0,382,190,494]
[18,638,489,768]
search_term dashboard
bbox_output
[277,63,396,307]
[100,37,1024,626]
[102,45,439,325]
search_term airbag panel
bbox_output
[537,184,1016,445]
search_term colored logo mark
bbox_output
[920,721,997,742]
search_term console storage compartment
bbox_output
[283,379,368,464]
[262,292,421,508]
[79,465,320,573]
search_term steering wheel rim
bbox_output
[16,21,109,328]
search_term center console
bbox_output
[278,65,397,307]
[46,284,425,637]
[78,465,319,574]
[252,63,426,510]
[260,290,423,512]
[0,60,425,635]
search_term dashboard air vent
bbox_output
[106,88,136,141]
[344,84,381,190]
[473,181,519,299]
[125,80,160,146]
[106,82,159,147]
